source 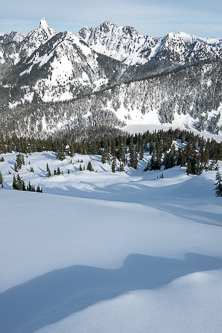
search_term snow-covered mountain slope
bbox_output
[0,18,57,82]
[0,18,56,69]
[0,30,25,44]
[77,21,158,65]
[0,19,222,138]
[12,31,125,103]
[18,17,57,60]
[0,152,222,332]
[1,59,221,138]
[77,21,222,66]
[0,19,126,105]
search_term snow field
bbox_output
[0,152,222,332]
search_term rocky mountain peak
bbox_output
[98,21,116,33]
[122,25,139,38]
[37,17,56,38]
[39,18,50,30]
[0,30,25,44]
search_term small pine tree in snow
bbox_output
[87,161,94,172]
[36,184,43,193]
[27,181,35,192]
[57,167,61,175]
[16,153,25,170]
[213,171,222,197]
[17,174,26,191]
[0,170,3,187]
[12,174,17,189]
[46,163,51,177]
[55,149,66,161]
[12,174,26,191]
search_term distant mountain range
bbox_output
[0,18,222,137]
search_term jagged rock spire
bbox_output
[39,18,50,30]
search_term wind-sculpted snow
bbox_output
[1,253,222,333]
[0,154,222,332]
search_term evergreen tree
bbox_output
[57,167,61,175]
[144,161,151,172]
[36,184,43,193]
[201,146,210,169]
[151,150,161,170]
[119,162,125,172]
[129,138,138,169]
[186,152,203,175]
[79,164,83,171]
[55,148,66,161]
[12,174,17,189]
[15,153,25,170]
[0,170,3,187]
[27,181,35,192]
[176,148,186,167]
[213,171,222,197]
[117,137,125,162]
[139,145,144,160]
[12,174,26,191]
[87,161,94,171]
[17,174,26,191]
[46,163,51,177]
[111,156,116,173]
[101,149,107,164]
[69,144,75,157]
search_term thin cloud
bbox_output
[0,0,221,38]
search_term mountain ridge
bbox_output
[0,19,222,138]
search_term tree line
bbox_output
[0,128,222,177]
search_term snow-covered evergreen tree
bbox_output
[0,170,3,187]
[213,171,222,197]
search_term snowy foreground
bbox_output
[0,152,222,333]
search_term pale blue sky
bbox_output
[1,0,222,38]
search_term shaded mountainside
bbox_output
[1,59,222,138]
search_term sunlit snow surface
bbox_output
[0,152,222,333]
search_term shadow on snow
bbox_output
[1,253,222,333]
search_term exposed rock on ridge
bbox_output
[0,19,222,138]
